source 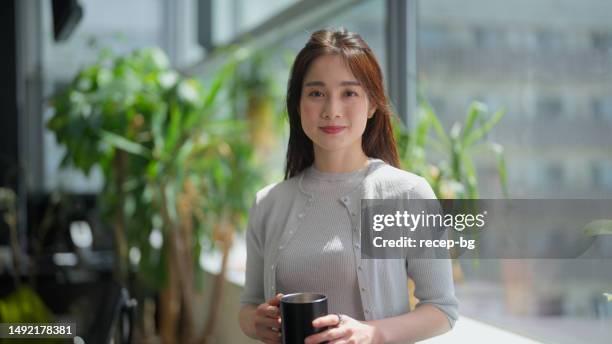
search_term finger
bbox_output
[312,314,341,328]
[257,304,280,318]
[328,340,348,344]
[255,316,281,329]
[262,336,281,344]
[304,327,348,344]
[264,305,280,317]
[257,328,282,342]
[268,293,284,306]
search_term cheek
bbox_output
[348,102,370,126]
[299,101,320,125]
[300,100,320,115]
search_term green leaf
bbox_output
[423,102,450,148]
[462,155,479,199]
[488,142,509,197]
[204,61,236,110]
[462,101,487,140]
[413,111,431,149]
[151,107,168,154]
[163,103,183,157]
[583,219,612,236]
[178,79,201,105]
[464,107,505,147]
[100,130,152,158]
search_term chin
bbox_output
[313,141,356,153]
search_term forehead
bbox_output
[303,54,358,84]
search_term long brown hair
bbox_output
[284,28,400,179]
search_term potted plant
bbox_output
[395,98,508,200]
[47,46,263,343]
[393,98,508,307]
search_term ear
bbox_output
[368,106,376,119]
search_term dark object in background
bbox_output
[52,0,83,41]
[0,273,136,344]
[27,193,113,255]
[280,293,328,344]
[89,283,137,344]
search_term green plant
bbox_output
[227,47,290,176]
[47,46,262,343]
[395,99,508,199]
[394,98,508,283]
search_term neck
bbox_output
[313,149,369,173]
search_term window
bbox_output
[535,30,565,50]
[42,0,169,192]
[544,161,565,186]
[591,161,612,188]
[212,0,299,45]
[473,27,506,49]
[418,1,612,342]
[420,25,450,49]
[592,98,612,122]
[592,31,612,53]
[537,96,563,120]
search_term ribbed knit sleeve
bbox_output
[406,177,459,327]
[240,198,266,307]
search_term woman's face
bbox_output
[299,54,375,157]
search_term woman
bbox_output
[239,28,458,344]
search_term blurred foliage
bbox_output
[0,286,54,323]
[395,97,508,199]
[47,47,263,291]
[0,287,63,344]
[1,188,60,343]
[583,219,612,236]
[229,49,287,145]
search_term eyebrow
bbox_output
[303,80,362,87]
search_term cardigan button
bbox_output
[298,213,304,219]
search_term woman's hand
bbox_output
[304,314,385,344]
[253,293,284,344]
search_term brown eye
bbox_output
[308,90,324,97]
[345,90,358,97]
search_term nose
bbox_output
[322,97,342,119]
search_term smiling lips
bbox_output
[320,126,346,134]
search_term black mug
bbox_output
[280,293,328,344]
